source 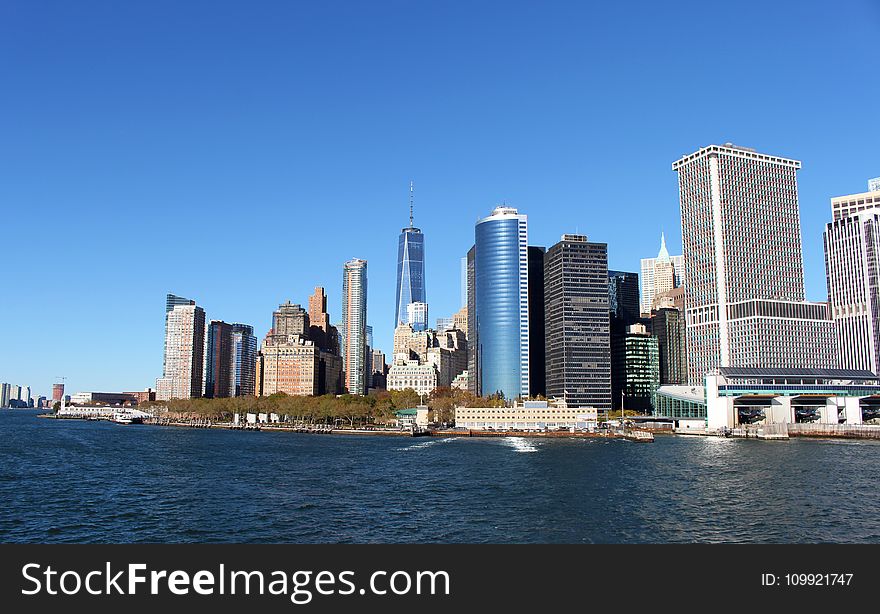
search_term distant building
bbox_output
[342,258,368,395]
[436,317,454,332]
[453,306,468,337]
[260,336,341,397]
[52,383,64,402]
[824,180,880,372]
[308,287,340,355]
[406,301,429,332]
[672,143,836,384]
[205,320,234,398]
[612,323,659,412]
[230,323,257,396]
[608,270,640,326]
[544,234,610,412]
[640,234,684,316]
[156,302,206,400]
[395,184,426,328]
[651,307,687,385]
[454,400,598,431]
[0,383,9,407]
[386,360,438,398]
[528,245,546,397]
[164,294,196,377]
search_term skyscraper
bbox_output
[52,383,64,402]
[394,183,426,328]
[544,234,610,411]
[205,320,233,398]
[608,271,640,325]
[672,143,835,384]
[472,206,530,399]
[231,323,257,396]
[156,302,206,400]
[342,258,368,395]
[640,234,685,315]
[466,245,478,395]
[824,179,880,372]
[527,246,546,397]
[612,324,660,412]
[163,294,195,376]
[651,307,687,385]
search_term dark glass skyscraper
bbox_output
[544,235,610,411]
[231,323,257,396]
[527,246,546,398]
[609,270,642,410]
[205,320,233,398]
[394,186,426,328]
[472,206,530,399]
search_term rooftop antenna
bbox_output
[409,180,414,228]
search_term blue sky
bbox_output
[2,0,878,397]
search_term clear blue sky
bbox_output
[2,0,878,397]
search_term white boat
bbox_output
[112,411,142,425]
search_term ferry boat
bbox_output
[112,411,143,425]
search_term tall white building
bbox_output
[156,303,206,400]
[824,179,880,372]
[639,233,684,315]
[672,143,836,385]
[342,258,368,395]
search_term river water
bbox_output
[1,410,878,543]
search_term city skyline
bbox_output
[3,1,879,394]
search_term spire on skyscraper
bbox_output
[657,232,670,262]
[409,180,414,228]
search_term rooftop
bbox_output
[717,367,879,380]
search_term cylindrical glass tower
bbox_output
[474,206,530,399]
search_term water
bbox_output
[1,410,879,543]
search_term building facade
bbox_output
[472,206,530,399]
[611,323,659,412]
[205,320,233,398]
[824,181,880,373]
[639,234,684,315]
[342,258,368,395]
[543,234,611,412]
[156,302,206,400]
[651,307,687,385]
[527,245,546,398]
[672,143,836,384]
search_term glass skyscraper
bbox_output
[473,206,530,399]
[394,203,426,328]
[231,323,257,396]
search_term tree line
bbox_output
[140,386,509,425]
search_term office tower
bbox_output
[308,287,339,354]
[824,179,880,372]
[640,234,685,315]
[156,302,206,400]
[651,307,687,385]
[23,386,31,407]
[371,349,386,376]
[261,337,322,396]
[453,306,468,336]
[612,324,660,412]
[460,257,467,309]
[342,258,368,395]
[527,246,546,397]
[466,245,478,395]
[10,385,22,402]
[673,143,835,384]
[436,317,454,332]
[205,320,233,398]
[0,383,8,407]
[608,271,640,325]
[164,294,195,376]
[271,301,309,339]
[52,383,64,402]
[406,302,429,332]
[544,234,611,411]
[230,323,257,396]
[471,206,530,399]
[394,183,426,328]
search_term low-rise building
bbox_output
[454,400,598,431]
